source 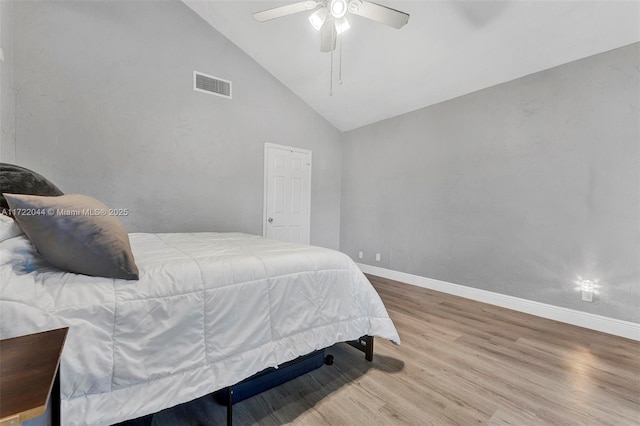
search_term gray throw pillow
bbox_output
[4,193,139,280]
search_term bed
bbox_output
[0,163,400,426]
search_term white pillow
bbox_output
[0,214,24,242]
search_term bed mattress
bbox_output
[0,232,399,426]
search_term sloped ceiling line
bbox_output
[183,1,639,132]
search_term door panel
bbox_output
[264,144,311,244]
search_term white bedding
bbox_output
[0,232,399,426]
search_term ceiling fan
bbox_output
[253,0,410,52]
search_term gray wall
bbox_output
[6,0,342,248]
[0,0,16,162]
[341,43,640,323]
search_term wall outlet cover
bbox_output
[582,290,593,302]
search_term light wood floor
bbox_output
[152,275,640,425]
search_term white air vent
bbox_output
[193,71,232,99]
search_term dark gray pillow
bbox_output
[0,163,64,215]
[4,193,139,280]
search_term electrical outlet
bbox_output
[579,278,595,302]
[358,251,363,259]
[582,290,593,302]
[375,253,381,262]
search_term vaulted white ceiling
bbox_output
[184,1,640,131]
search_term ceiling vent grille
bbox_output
[193,71,232,99]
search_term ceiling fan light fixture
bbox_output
[330,0,348,19]
[309,8,328,30]
[335,17,350,34]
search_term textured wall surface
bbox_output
[0,0,15,162]
[341,43,640,323]
[8,0,342,248]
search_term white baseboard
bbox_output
[357,263,640,342]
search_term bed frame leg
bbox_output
[347,335,374,361]
[226,387,233,426]
[52,369,61,426]
[364,335,374,361]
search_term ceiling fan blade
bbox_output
[320,18,337,52]
[253,1,320,22]
[350,1,409,29]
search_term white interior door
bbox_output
[263,143,311,244]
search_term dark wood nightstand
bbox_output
[0,328,68,426]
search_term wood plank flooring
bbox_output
[152,275,640,425]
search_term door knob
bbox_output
[268,218,273,223]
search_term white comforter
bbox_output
[0,232,399,426]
